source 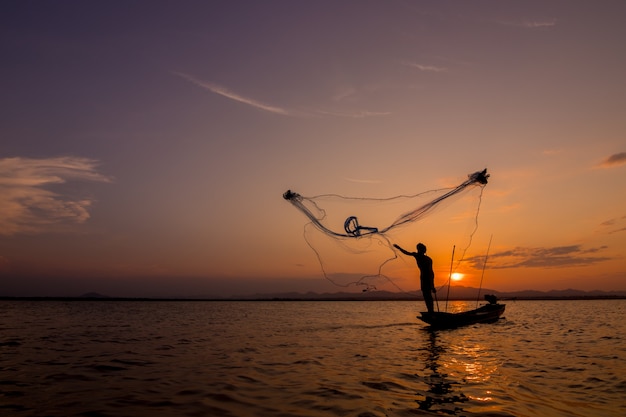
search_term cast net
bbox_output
[283,169,489,292]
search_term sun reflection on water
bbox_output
[410,319,514,416]
[449,342,500,384]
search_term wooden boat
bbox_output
[418,296,505,329]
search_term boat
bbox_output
[418,295,505,329]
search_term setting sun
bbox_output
[451,272,464,281]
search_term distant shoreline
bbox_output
[5,285,625,302]
[2,296,626,302]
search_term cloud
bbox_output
[521,19,557,28]
[0,156,111,236]
[344,177,383,184]
[599,216,626,234]
[403,62,448,72]
[542,149,563,156]
[497,18,557,29]
[597,152,626,168]
[175,72,390,119]
[467,244,611,269]
[314,109,391,118]
[331,87,358,103]
[174,72,292,116]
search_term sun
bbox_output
[451,272,464,281]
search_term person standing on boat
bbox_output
[393,243,436,313]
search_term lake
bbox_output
[1,299,624,416]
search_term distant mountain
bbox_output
[80,292,111,299]
[500,288,626,299]
[3,287,622,301]
[229,286,626,301]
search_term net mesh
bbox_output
[283,169,489,292]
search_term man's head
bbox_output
[416,243,427,253]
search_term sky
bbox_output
[1,1,625,297]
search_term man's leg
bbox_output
[422,290,434,313]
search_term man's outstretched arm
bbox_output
[393,244,413,256]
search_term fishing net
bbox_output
[283,169,489,292]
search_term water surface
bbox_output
[1,299,624,416]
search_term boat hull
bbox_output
[418,303,505,329]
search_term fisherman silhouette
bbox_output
[394,242,436,313]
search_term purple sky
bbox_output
[1,1,625,297]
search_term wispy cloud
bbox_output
[497,18,557,29]
[314,109,391,118]
[521,19,557,28]
[0,156,111,236]
[467,245,611,269]
[174,72,292,116]
[175,72,390,119]
[597,152,626,168]
[344,177,383,184]
[599,215,626,234]
[402,62,448,72]
[331,87,358,103]
[542,149,563,156]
